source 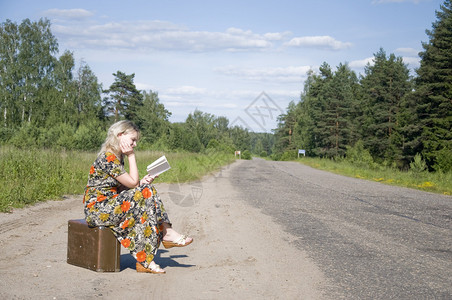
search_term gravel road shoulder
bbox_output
[0,160,326,299]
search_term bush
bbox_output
[0,127,15,144]
[10,124,40,148]
[37,123,76,149]
[410,153,427,173]
[433,148,452,172]
[73,121,105,151]
[280,150,297,161]
[345,140,377,169]
[241,150,252,160]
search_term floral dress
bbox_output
[84,151,170,268]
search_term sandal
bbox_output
[136,262,166,274]
[162,235,193,249]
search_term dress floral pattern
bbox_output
[84,151,170,268]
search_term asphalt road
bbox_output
[229,158,452,299]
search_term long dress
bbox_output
[83,151,170,268]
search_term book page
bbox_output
[146,155,171,177]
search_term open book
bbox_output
[146,155,171,177]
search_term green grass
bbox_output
[296,157,452,196]
[0,147,235,213]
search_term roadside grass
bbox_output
[0,147,235,213]
[296,157,452,196]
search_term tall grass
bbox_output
[0,147,235,213]
[0,146,95,212]
[297,157,452,196]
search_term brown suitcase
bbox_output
[67,219,121,272]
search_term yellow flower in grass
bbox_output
[100,213,110,222]
[114,205,122,214]
[418,181,434,188]
[373,177,384,182]
[144,225,152,237]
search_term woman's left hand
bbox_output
[140,174,158,185]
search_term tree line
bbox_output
[0,18,271,156]
[273,0,452,172]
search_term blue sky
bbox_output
[0,0,443,132]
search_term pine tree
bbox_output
[408,0,452,170]
[323,63,360,157]
[104,71,142,122]
[360,48,411,163]
[292,63,360,157]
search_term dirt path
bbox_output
[0,160,326,300]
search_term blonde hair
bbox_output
[99,120,140,158]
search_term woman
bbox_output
[84,120,193,274]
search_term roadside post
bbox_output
[298,149,306,158]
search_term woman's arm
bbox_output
[116,136,140,188]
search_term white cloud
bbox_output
[402,56,420,65]
[349,57,374,68]
[50,17,283,52]
[165,85,207,95]
[285,36,352,50]
[215,65,312,82]
[135,82,157,91]
[43,8,94,19]
[348,55,419,72]
[395,47,419,56]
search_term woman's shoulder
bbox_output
[100,151,122,165]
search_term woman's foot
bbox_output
[162,234,193,249]
[161,223,193,249]
[136,261,165,274]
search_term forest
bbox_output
[0,18,272,159]
[0,1,451,173]
[273,1,452,172]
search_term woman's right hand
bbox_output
[120,136,134,156]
